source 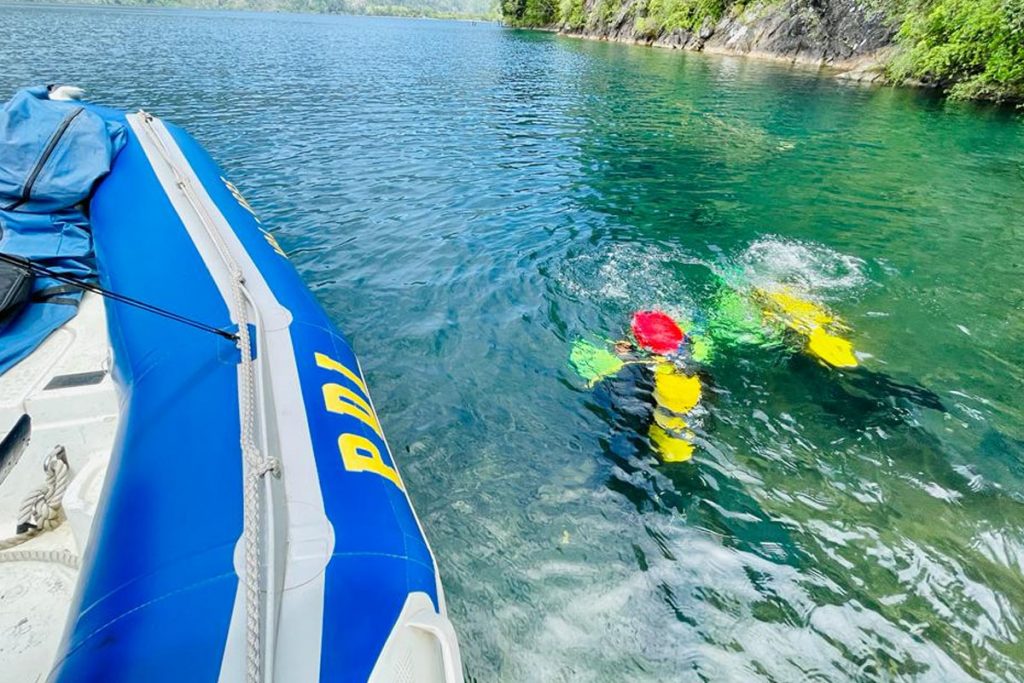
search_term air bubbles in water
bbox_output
[560,242,705,319]
[735,236,869,298]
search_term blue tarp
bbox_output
[0,87,125,375]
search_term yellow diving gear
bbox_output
[649,424,695,462]
[805,326,858,369]
[653,410,690,432]
[758,288,838,332]
[649,362,702,463]
[569,339,630,386]
[652,362,702,413]
[755,287,859,369]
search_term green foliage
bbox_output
[633,13,659,38]
[502,0,557,24]
[892,0,1024,102]
[639,0,728,32]
[558,0,585,29]
[507,0,729,29]
[525,0,559,24]
[594,0,623,27]
[568,340,624,386]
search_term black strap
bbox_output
[30,283,83,307]
[0,252,238,342]
[31,284,82,301]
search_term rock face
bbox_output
[564,0,897,70]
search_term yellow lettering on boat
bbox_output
[261,229,288,258]
[322,382,384,439]
[338,433,404,491]
[649,424,695,463]
[316,351,403,489]
[315,352,369,394]
[221,176,289,258]
[221,176,260,220]
[652,363,702,414]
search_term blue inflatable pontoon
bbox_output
[0,88,462,683]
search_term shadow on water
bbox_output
[586,357,808,563]
[582,335,1024,674]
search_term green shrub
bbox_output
[594,0,623,27]
[891,0,1024,101]
[640,0,729,32]
[559,0,586,29]
[524,0,558,24]
[502,0,558,25]
[634,13,660,38]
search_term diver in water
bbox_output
[704,280,945,414]
[571,310,708,463]
[571,283,944,463]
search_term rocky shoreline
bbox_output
[547,0,901,85]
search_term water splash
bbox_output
[559,242,706,321]
[733,236,870,299]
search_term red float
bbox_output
[631,310,684,354]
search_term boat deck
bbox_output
[0,293,118,679]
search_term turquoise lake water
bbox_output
[3,5,1024,680]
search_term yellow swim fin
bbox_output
[649,424,695,463]
[806,326,858,368]
[756,287,858,368]
[757,287,836,334]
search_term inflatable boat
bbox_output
[0,87,462,682]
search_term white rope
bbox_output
[0,548,79,569]
[233,266,267,683]
[138,112,277,683]
[0,447,77,569]
[0,527,42,551]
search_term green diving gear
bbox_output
[569,339,626,386]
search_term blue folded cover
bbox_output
[0,87,125,374]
